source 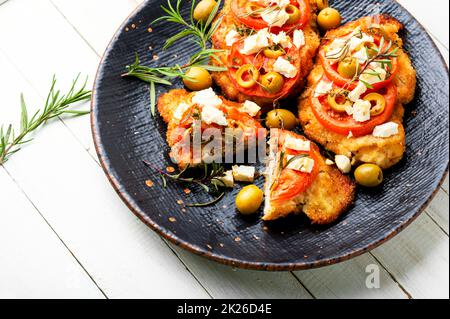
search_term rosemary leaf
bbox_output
[150,81,156,117]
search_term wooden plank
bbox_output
[426,191,449,234]
[0,168,104,299]
[49,0,140,56]
[171,246,313,299]
[293,254,408,299]
[372,213,449,299]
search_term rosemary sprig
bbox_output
[0,75,91,166]
[143,160,227,206]
[122,0,227,116]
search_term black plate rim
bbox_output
[91,0,449,271]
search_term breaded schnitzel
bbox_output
[211,0,321,107]
[298,15,416,169]
[158,88,266,168]
[263,129,355,224]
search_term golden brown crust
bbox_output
[211,0,321,108]
[298,15,417,169]
[263,131,355,225]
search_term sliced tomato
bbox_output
[270,131,319,203]
[227,41,301,99]
[231,0,310,32]
[310,77,398,137]
[319,35,398,91]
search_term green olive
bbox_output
[354,164,384,187]
[338,57,358,79]
[364,93,386,116]
[285,4,301,24]
[245,2,264,17]
[236,185,264,215]
[316,0,329,11]
[261,71,284,94]
[265,109,297,130]
[236,64,260,88]
[183,67,212,91]
[193,0,217,23]
[327,91,352,113]
[263,47,285,59]
[317,7,341,31]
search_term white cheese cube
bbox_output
[285,136,311,152]
[353,47,369,63]
[360,66,387,85]
[240,28,270,55]
[192,88,222,108]
[314,80,333,97]
[293,30,305,48]
[348,33,374,51]
[261,7,289,27]
[232,165,256,182]
[218,170,234,188]
[273,57,298,78]
[325,159,335,166]
[271,31,292,48]
[201,105,228,126]
[242,100,261,117]
[348,82,368,102]
[352,99,371,122]
[225,30,241,47]
[335,155,352,174]
[173,102,191,121]
[347,131,354,139]
[373,122,399,138]
[286,156,315,174]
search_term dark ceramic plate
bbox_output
[92,0,449,270]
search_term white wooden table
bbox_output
[0,0,448,299]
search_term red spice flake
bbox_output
[125,27,129,32]
[181,208,187,213]
[183,188,191,194]
[145,180,154,188]
[131,23,136,29]
[177,199,184,205]
[219,243,224,248]
[153,54,160,61]
[169,217,176,223]
[147,27,153,33]
[166,166,175,173]
[234,237,241,242]
[206,244,213,250]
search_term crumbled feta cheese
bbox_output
[192,88,222,108]
[218,170,234,188]
[325,159,335,166]
[285,136,311,152]
[373,122,399,138]
[201,105,228,126]
[335,155,352,174]
[293,30,305,48]
[286,156,315,173]
[271,31,292,48]
[314,80,333,97]
[347,131,354,139]
[173,102,191,121]
[360,66,387,85]
[226,30,241,47]
[265,0,290,6]
[240,28,270,55]
[353,47,369,63]
[348,33,374,51]
[273,57,297,78]
[345,104,354,116]
[242,100,261,117]
[261,7,290,27]
[348,82,368,102]
[232,165,256,182]
[352,99,371,122]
